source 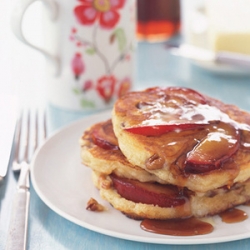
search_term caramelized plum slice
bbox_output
[91,120,119,150]
[110,175,187,207]
[184,123,240,174]
[125,123,207,136]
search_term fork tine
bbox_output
[12,111,23,171]
[32,110,45,156]
[33,110,39,154]
[14,112,22,159]
[43,111,47,139]
[13,109,47,171]
[23,110,31,164]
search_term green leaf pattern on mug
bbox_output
[72,87,81,95]
[85,47,96,55]
[80,98,95,108]
[112,28,127,52]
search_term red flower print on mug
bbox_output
[96,75,116,102]
[74,0,125,29]
[71,53,85,79]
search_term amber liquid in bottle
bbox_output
[137,0,181,42]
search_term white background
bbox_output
[1,0,46,106]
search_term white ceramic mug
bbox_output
[12,0,136,113]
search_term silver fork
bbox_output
[6,109,47,250]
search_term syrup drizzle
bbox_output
[140,217,213,236]
[133,87,250,132]
[140,208,248,236]
[219,208,248,223]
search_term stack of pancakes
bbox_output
[80,87,250,219]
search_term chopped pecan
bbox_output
[86,198,106,212]
[146,154,164,170]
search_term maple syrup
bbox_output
[137,0,180,41]
[140,208,249,237]
[219,208,248,223]
[140,217,213,236]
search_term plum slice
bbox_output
[110,175,187,207]
[184,122,240,174]
[91,120,119,150]
[124,123,207,136]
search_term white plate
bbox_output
[192,59,250,76]
[31,110,250,245]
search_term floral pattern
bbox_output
[70,0,133,108]
[74,0,125,29]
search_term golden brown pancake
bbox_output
[80,118,250,219]
[80,119,168,184]
[92,170,250,219]
[112,87,250,192]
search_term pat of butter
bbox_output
[206,0,250,55]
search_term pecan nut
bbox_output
[146,154,164,170]
[86,198,106,212]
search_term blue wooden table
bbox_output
[1,41,250,250]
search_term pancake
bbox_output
[80,119,168,184]
[92,170,250,219]
[112,87,250,193]
[80,118,250,220]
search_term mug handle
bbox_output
[11,0,60,75]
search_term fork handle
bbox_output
[6,189,30,250]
